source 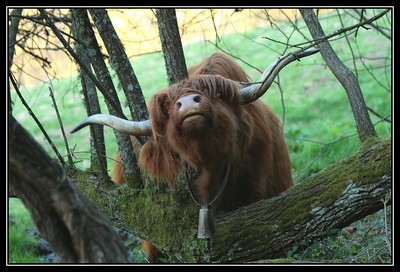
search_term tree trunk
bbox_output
[8,8,23,114]
[211,137,391,262]
[8,8,22,68]
[9,114,129,263]
[71,9,108,177]
[70,8,141,187]
[155,8,188,85]
[299,8,377,143]
[74,135,391,263]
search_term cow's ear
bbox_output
[140,89,181,187]
[138,135,180,188]
[148,89,171,138]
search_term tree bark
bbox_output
[71,9,108,178]
[70,9,141,187]
[155,8,188,85]
[8,8,22,68]
[211,137,391,262]
[8,8,23,114]
[299,8,377,143]
[9,114,129,263]
[74,136,391,263]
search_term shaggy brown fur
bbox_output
[112,52,293,262]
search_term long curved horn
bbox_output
[70,113,152,136]
[240,48,320,104]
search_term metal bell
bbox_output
[197,206,215,239]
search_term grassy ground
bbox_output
[8,199,41,263]
[8,10,392,263]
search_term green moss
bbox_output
[273,171,342,229]
[354,137,392,187]
[115,184,203,262]
[72,168,210,263]
[273,137,391,229]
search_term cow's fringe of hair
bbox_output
[139,74,246,187]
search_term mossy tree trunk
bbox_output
[9,114,129,263]
[73,136,391,263]
[210,137,391,262]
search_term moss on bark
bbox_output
[72,136,391,263]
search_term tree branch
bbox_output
[89,9,149,123]
[38,8,125,119]
[71,9,108,178]
[294,9,390,51]
[212,137,391,262]
[48,86,75,167]
[9,114,129,263]
[9,73,66,166]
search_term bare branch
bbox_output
[9,71,65,165]
[48,86,75,166]
[38,8,126,119]
[240,48,320,104]
[294,9,390,51]
[349,9,391,39]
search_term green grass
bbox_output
[287,207,392,263]
[8,198,42,263]
[9,10,392,263]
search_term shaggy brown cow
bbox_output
[138,54,293,210]
[72,52,302,262]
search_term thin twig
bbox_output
[350,9,391,40]
[9,70,65,165]
[275,76,286,128]
[289,132,357,182]
[48,86,75,167]
[294,9,390,51]
[209,9,221,43]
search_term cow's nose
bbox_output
[175,94,201,111]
